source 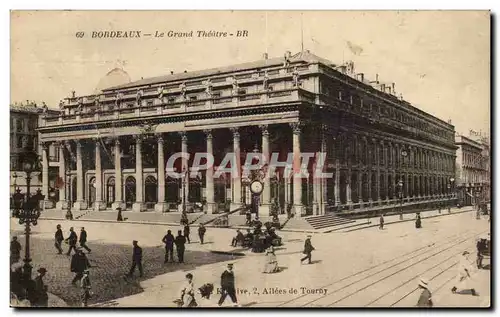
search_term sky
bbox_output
[10,10,490,137]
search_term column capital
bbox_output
[179,131,188,142]
[39,141,49,150]
[203,129,213,139]
[230,127,240,139]
[290,122,302,134]
[259,125,269,136]
[133,134,143,144]
[156,133,164,143]
[75,140,82,148]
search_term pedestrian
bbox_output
[126,240,143,278]
[162,230,175,263]
[300,235,315,264]
[184,223,191,244]
[379,214,385,230]
[10,236,21,264]
[451,251,477,296]
[65,227,78,256]
[79,227,92,253]
[476,237,488,269]
[179,273,197,307]
[32,267,49,307]
[80,269,92,307]
[416,278,433,307]
[198,224,207,244]
[263,246,280,274]
[54,224,64,254]
[70,248,91,285]
[218,263,239,307]
[116,207,123,222]
[415,213,422,229]
[232,229,244,247]
[175,230,187,263]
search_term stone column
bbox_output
[94,140,105,211]
[319,127,328,215]
[357,171,363,207]
[230,128,242,210]
[260,125,271,216]
[290,122,303,216]
[73,141,87,211]
[111,138,125,210]
[335,158,341,206]
[376,139,381,201]
[56,142,67,210]
[386,142,392,202]
[179,132,190,211]
[155,134,167,212]
[41,142,52,209]
[205,130,215,214]
[132,136,145,212]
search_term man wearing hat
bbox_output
[126,240,143,278]
[54,224,64,254]
[71,248,91,285]
[79,227,92,253]
[218,263,239,307]
[451,251,477,296]
[416,278,433,307]
[32,268,49,307]
[65,227,78,256]
[300,235,315,265]
[80,269,92,307]
[10,236,21,265]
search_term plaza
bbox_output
[10,209,490,307]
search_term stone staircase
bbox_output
[304,214,356,230]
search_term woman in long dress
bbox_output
[263,246,280,273]
[178,273,197,307]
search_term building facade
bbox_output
[10,102,58,197]
[454,135,490,206]
[37,51,457,217]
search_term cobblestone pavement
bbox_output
[10,233,234,307]
[11,210,490,308]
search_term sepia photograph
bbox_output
[8,10,491,308]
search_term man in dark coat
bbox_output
[300,235,315,264]
[10,236,21,264]
[80,269,92,307]
[116,207,123,222]
[79,227,92,253]
[162,230,175,263]
[379,214,385,230]
[126,240,143,277]
[65,227,78,256]
[175,230,187,263]
[32,267,49,307]
[54,224,64,254]
[184,224,191,244]
[71,248,91,285]
[218,263,239,306]
[198,224,207,244]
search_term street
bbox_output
[10,210,490,308]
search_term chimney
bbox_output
[170,71,174,75]
[285,51,292,59]
[356,73,364,82]
[391,83,396,93]
[385,86,392,94]
[262,53,268,60]
[380,84,386,92]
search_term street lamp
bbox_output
[11,144,44,282]
[65,168,73,220]
[398,179,404,220]
[448,177,455,213]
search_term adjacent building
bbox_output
[455,134,490,206]
[10,102,58,198]
[37,50,457,216]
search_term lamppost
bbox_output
[65,168,73,220]
[11,145,44,282]
[182,167,188,214]
[448,177,455,213]
[398,179,404,220]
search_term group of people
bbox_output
[177,263,240,307]
[159,223,207,264]
[230,222,282,253]
[54,225,92,256]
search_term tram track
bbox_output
[277,228,480,307]
[308,229,485,307]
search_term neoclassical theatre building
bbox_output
[38,51,457,217]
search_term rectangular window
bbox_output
[238,88,246,95]
[146,101,153,107]
[267,86,274,92]
[16,119,24,132]
[17,136,24,149]
[212,91,221,99]
[168,97,176,104]
[189,95,198,101]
